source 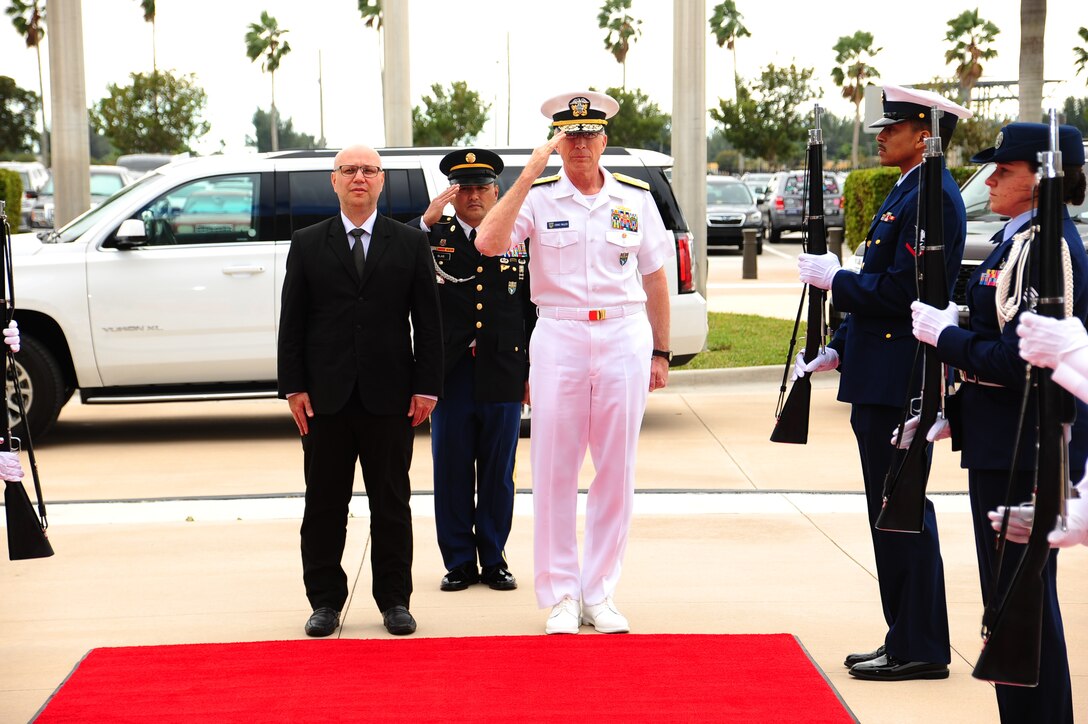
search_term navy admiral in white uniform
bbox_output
[475,91,673,635]
[794,85,970,680]
[409,149,535,593]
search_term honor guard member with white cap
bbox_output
[408,149,535,594]
[915,123,1088,722]
[794,84,971,680]
[475,91,673,635]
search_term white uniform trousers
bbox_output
[528,312,652,608]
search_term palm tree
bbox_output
[708,0,751,103]
[245,11,292,152]
[597,0,642,90]
[1075,27,1088,79]
[5,0,48,165]
[136,0,157,73]
[831,31,881,168]
[1018,0,1045,123]
[944,8,1000,107]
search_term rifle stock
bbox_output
[0,201,53,560]
[771,105,827,444]
[875,109,949,533]
[973,111,1068,686]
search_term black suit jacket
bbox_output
[277,213,443,416]
[410,215,535,402]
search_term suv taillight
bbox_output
[675,231,695,294]
[774,196,785,211]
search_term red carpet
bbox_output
[37,634,855,722]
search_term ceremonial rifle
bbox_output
[973,109,1069,686]
[1,200,53,560]
[875,108,950,533]
[771,105,827,444]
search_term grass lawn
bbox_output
[673,312,808,370]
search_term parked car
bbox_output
[6,147,707,438]
[29,165,137,229]
[0,161,49,232]
[705,175,764,253]
[739,172,774,204]
[116,153,187,178]
[764,170,844,243]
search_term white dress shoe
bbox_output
[545,596,580,635]
[581,597,629,633]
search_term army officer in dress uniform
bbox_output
[410,149,535,593]
[795,85,971,681]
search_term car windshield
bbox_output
[45,174,158,243]
[782,173,839,196]
[90,173,127,197]
[961,161,1088,222]
[707,182,753,205]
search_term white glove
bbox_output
[1016,313,1088,370]
[890,412,951,448]
[987,504,1035,544]
[797,252,842,291]
[911,300,958,346]
[0,450,23,481]
[987,482,1088,548]
[3,320,19,353]
[791,347,839,381]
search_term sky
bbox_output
[0,0,1086,156]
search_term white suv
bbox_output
[6,148,708,438]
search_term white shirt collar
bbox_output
[340,209,378,237]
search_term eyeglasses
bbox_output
[563,131,602,141]
[337,164,383,178]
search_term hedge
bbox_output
[0,169,22,231]
[841,166,977,251]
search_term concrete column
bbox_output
[47,0,90,229]
[671,0,707,298]
[383,0,412,147]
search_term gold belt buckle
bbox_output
[588,309,607,321]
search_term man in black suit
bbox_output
[409,149,535,593]
[277,144,443,637]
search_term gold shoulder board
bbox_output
[532,174,561,186]
[612,173,650,191]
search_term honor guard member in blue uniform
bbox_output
[795,85,971,681]
[409,149,535,593]
[913,123,1087,723]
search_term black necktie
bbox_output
[350,228,366,277]
[469,228,477,243]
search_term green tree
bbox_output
[0,76,39,156]
[708,0,751,102]
[944,8,1000,107]
[245,11,291,152]
[411,81,489,146]
[246,108,317,152]
[136,0,157,72]
[597,86,669,151]
[1061,96,1088,135]
[1075,27,1088,80]
[831,30,880,169]
[5,0,47,164]
[358,0,382,29]
[597,0,642,90]
[90,70,210,154]
[821,109,877,166]
[710,63,817,166]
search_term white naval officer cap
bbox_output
[540,91,620,133]
[870,84,973,137]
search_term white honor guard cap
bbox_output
[869,84,973,137]
[541,91,620,133]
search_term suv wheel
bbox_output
[769,227,781,244]
[6,336,65,440]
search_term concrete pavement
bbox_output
[1,246,1086,722]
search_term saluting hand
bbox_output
[524,130,565,178]
[422,185,460,228]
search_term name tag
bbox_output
[547,220,569,229]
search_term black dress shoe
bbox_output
[480,565,517,591]
[304,607,340,637]
[382,605,417,635]
[849,654,949,681]
[440,563,480,592]
[843,644,885,668]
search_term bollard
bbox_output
[742,229,758,279]
[828,227,844,262]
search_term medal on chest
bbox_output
[611,206,638,232]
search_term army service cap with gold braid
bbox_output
[869,84,972,137]
[439,148,504,186]
[541,91,619,133]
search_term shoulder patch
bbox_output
[532,174,561,186]
[437,214,454,223]
[612,172,650,191]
